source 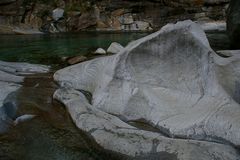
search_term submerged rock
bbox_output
[0,61,50,133]
[54,20,240,159]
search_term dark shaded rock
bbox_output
[67,56,87,65]
[54,20,240,160]
[68,11,97,31]
[0,0,16,5]
[227,0,240,49]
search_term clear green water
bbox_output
[0,32,148,65]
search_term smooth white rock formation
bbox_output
[0,60,49,75]
[199,21,226,32]
[94,48,106,55]
[54,20,240,158]
[54,88,240,160]
[107,42,124,54]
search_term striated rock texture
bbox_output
[0,61,49,133]
[54,20,240,159]
[0,0,230,33]
[227,0,240,49]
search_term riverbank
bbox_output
[0,0,229,34]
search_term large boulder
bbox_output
[54,20,240,159]
[54,88,239,160]
[227,0,240,49]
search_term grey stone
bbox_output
[0,70,24,83]
[107,42,124,54]
[199,21,226,32]
[134,21,152,31]
[52,8,64,21]
[0,60,49,75]
[0,82,20,108]
[54,20,240,158]
[94,48,106,55]
[119,14,134,25]
[54,88,240,160]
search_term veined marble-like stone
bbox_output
[54,20,240,159]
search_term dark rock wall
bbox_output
[227,0,240,49]
[0,0,230,33]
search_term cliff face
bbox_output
[0,0,229,33]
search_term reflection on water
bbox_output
[206,31,230,51]
[0,31,230,65]
[0,32,148,65]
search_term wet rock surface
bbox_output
[54,20,240,159]
[0,61,49,134]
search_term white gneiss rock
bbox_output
[107,42,124,54]
[54,20,240,159]
[94,48,106,55]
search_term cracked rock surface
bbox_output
[54,20,240,159]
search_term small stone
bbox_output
[134,21,151,31]
[94,48,106,55]
[199,21,226,32]
[67,56,87,65]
